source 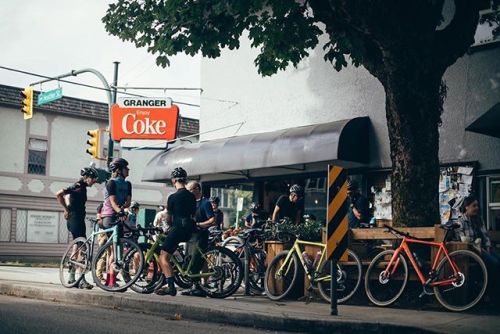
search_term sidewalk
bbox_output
[1,278,499,334]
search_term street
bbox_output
[0,295,298,334]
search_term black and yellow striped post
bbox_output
[326,165,349,315]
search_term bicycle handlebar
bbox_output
[383,224,412,238]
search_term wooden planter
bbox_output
[264,240,303,298]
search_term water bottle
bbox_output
[302,251,314,272]
[312,251,322,269]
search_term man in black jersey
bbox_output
[155,167,196,296]
[271,184,304,224]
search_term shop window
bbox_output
[304,177,327,224]
[27,138,48,175]
[210,184,254,228]
[58,212,69,243]
[16,210,27,242]
[487,177,500,231]
[0,209,12,242]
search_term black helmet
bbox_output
[130,201,140,209]
[347,179,359,191]
[109,158,129,172]
[250,202,262,213]
[209,196,220,205]
[80,166,98,179]
[170,167,187,181]
[289,184,304,196]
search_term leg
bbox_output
[155,228,182,296]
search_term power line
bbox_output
[0,65,200,107]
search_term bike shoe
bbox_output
[181,287,207,297]
[79,280,94,290]
[155,285,177,296]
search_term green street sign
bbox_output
[37,87,63,105]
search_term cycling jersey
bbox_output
[101,176,132,217]
[62,180,88,238]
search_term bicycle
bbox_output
[222,227,267,295]
[364,224,488,312]
[59,217,145,292]
[264,236,362,304]
[131,226,244,298]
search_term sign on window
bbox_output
[26,211,59,243]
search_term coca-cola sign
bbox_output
[111,98,179,141]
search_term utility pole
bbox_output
[108,61,120,166]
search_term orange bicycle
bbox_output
[364,224,487,312]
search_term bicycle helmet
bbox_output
[130,201,140,209]
[209,196,220,205]
[170,167,187,181]
[109,158,129,172]
[250,202,262,213]
[347,179,359,191]
[289,184,304,196]
[80,166,98,179]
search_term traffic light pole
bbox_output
[31,65,119,167]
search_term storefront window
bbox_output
[487,177,500,231]
[210,183,254,228]
[304,177,327,224]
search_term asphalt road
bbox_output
[0,295,300,334]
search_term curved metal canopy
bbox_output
[142,117,369,182]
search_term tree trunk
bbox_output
[383,66,443,227]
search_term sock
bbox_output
[166,276,175,288]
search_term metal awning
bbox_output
[466,103,500,138]
[142,117,369,182]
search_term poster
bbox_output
[26,211,59,243]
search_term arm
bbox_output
[56,189,70,219]
[294,209,302,225]
[271,205,280,223]
[197,201,216,228]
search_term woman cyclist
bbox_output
[99,157,132,287]
[56,166,98,289]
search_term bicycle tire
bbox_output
[130,243,164,294]
[264,250,299,301]
[365,250,408,307]
[247,249,267,294]
[433,249,488,312]
[318,249,362,304]
[59,237,88,288]
[91,237,144,292]
[197,246,243,298]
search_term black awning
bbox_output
[142,117,370,182]
[466,103,500,138]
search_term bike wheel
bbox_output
[433,250,488,312]
[247,249,267,295]
[264,251,299,301]
[197,246,243,298]
[91,238,144,292]
[130,243,164,294]
[318,250,362,304]
[59,237,88,288]
[221,236,244,252]
[365,250,408,307]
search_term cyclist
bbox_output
[155,167,197,296]
[271,184,303,225]
[245,203,268,229]
[210,196,224,230]
[182,180,215,297]
[125,201,140,231]
[55,166,98,289]
[153,205,168,228]
[99,157,132,287]
[347,180,371,228]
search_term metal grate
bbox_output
[28,150,47,175]
[16,210,27,242]
[59,212,69,243]
[0,209,12,241]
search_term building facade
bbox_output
[0,84,198,259]
[144,7,500,230]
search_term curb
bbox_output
[0,281,439,334]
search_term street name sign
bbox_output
[37,87,63,106]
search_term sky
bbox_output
[0,0,201,119]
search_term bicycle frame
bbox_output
[385,237,461,287]
[277,239,328,283]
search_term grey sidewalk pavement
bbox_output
[1,277,499,334]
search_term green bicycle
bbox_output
[264,237,362,303]
[132,226,244,298]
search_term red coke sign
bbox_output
[111,98,179,141]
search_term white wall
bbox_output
[0,107,27,173]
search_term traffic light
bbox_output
[20,87,34,120]
[86,129,101,159]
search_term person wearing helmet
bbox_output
[347,179,371,228]
[125,201,140,230]
[156,167,197,297]
[271,184,303,224]
[100,158,132,229]
[55,166,98,289]
[245,203,268,228]
[210,196,224,230]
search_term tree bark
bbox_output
[383,63,444,227]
